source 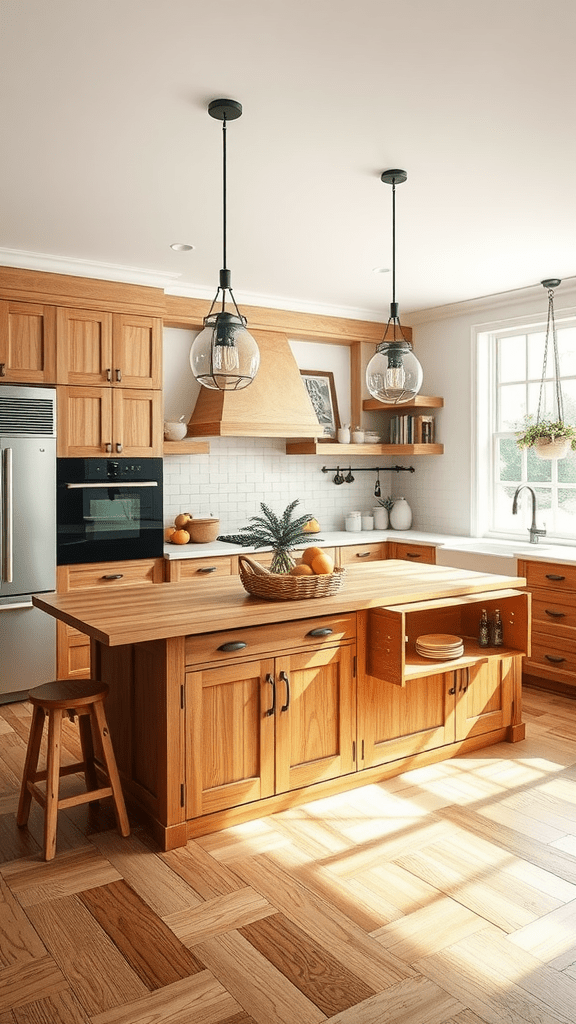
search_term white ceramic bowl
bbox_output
[164,421,187,441]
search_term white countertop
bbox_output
[164,529,576,565]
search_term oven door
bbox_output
[57,458,163,565]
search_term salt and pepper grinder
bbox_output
[491,609,503,646]
[478,609,490,648]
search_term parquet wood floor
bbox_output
[1,685,575,1023]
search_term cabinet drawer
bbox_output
[60,558,163,590]
[525,631,576,683]
[185,613,356,667]
[531,590,576,638]
[521,560,576,593]
[339,543,385,565]
[165,556,236,582]
[388,541,436,564]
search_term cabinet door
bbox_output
[274,644,356,793]
[113,388,162,456]
[57,385,113,457]
[0,301,56,383]
[359,669,453,769]
[454,659,513,740]
[186,658,276,818]
[56,307,113,385]
[113,313,162,389]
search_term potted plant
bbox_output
[516,416,576,460]
[218,499,314,573]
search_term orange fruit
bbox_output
[290,563,314,576]
[171,528,191,544]
[301,546,323,566]
[174,512,193,529]
[311,550,334,575]
[165,526,176,541]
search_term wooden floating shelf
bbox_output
[163,440,210,455]
[285,441,444,456]
[363,395,444,411]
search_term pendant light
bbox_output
[366,169,423,404]
[190,99,260,391]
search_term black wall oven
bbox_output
[57,458,163,565]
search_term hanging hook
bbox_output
[374,469,381,497]
[345,466,354,483]
[334,466,344,485]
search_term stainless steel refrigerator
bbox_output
[0,385,57,702]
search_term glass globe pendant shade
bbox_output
[366,339,423,404]
[190,310,260,391]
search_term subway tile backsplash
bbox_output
[162,438,422,534]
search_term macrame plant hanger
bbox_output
[535,279,570,460]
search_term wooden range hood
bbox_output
[187,329,321,438]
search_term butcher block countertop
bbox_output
[33,561,526,648]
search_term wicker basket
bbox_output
[238,555,346,601]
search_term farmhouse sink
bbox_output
[436,539,551,576]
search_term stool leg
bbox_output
[91,700,130,838]
[78,710,99,794]
[44,708,63,861]
[17,704,46,827]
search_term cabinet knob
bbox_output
[0,363,6,377]
[217,640,247,652]
[116,442,123,453]
[105,442,112,453]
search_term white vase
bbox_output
[372,506,388,529]
[390,497,412,530]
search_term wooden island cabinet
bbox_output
[34,560,530,851]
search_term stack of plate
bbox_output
[415,634,464,660]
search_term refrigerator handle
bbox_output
[1,448,13,583]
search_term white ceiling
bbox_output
[2,0,576,320]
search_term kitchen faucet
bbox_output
[512,485,546,543]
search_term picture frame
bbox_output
[300,369,341,439]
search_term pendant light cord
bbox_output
[537,286,565,425]
[391,178,396,310]
[221,116,227,275]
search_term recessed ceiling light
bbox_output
[372,266,390,274]
[170,243,195,252]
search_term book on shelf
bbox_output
[388,414,435,444]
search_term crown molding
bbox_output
[0,248,180,290]
[405,277,576,326]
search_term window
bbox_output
[480,319,576,541]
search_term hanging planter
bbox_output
[515,280,576,461]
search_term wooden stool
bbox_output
[17,679,130,860]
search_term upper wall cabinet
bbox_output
[0,301,57,384]
[56,309,162,389]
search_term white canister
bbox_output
[372,505,388,530]
[390,497,413,530]
[337,426,351,444]
[345,511,362,532]
[351,428,365,444]
[362,514,374,531]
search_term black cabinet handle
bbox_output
[546,574,566,581]
[265,673,276,716]
[449,685,456,694]
[102,573,123,580]
[356,551,371,558]
[545,609,566,618]
[279,670,290,712]
[217,641,247,652]
[198,566,217,574]
[545,654,566,663]
[406,552,422,559]
[307,627,333,637]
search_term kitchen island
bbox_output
[33,561,530,850]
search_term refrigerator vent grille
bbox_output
[0,397,55,435]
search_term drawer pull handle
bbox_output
[545,609,566,618]
[546,574,566,581]
[449,685,456,694]
[545,654,566,663]
[307,627,333,637]
[406,552,421,558]
[198,566,217,574]
[102,574,123,580]
[356,551,371,558]
[106,368,112,382]
[265,673,276,716]
[116,368,122,382]
[218,641,247,652]
[279,670,290,712]
[0,363,6,377]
